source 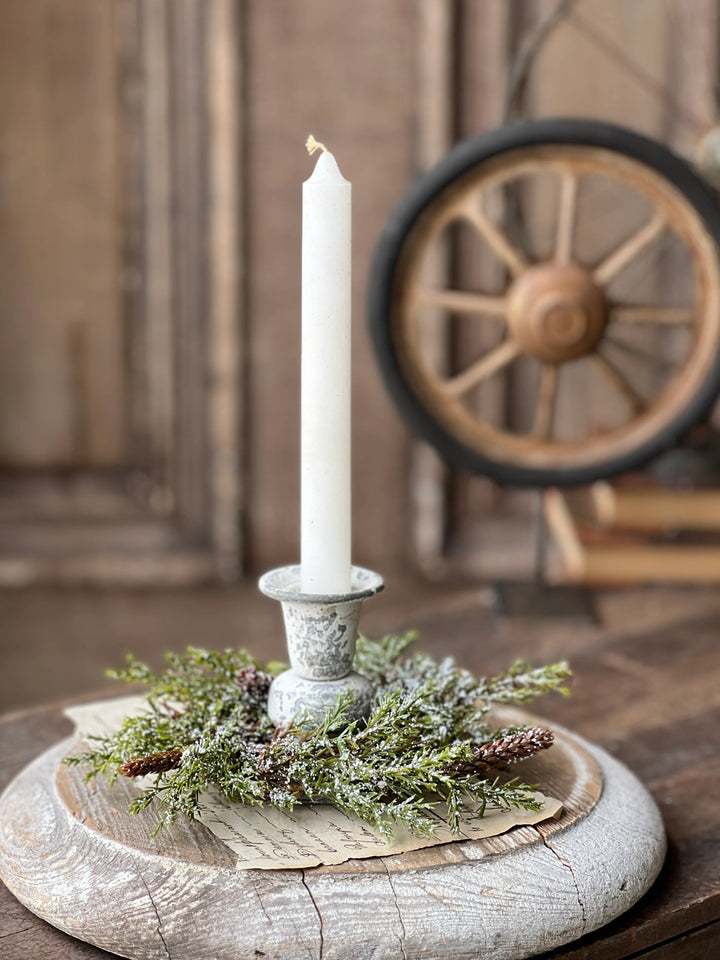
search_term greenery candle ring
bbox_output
[66,632,571,839]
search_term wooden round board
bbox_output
[0,707,666,960]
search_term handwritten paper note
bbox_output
[65,696,562,870]
[198,787,562,868]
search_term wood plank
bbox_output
[138,0,175,495]
[591,483,720,533]
[244,0,415,574]
[546,488,720,585]
[0,551,216,589]
[408,0,455,575]
[574,546,720,585]
[450,0,513,539]
[545,488,586,578]
[168,0,210,537]
[633,923,720,960]
[0,0,126,468]
[206,0,242,579]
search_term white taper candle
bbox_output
[300,140,352,594]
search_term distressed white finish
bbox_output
[259,564,384,723]
[0,715,665,960]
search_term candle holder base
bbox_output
[258,564,383,725]
[267,668,373,724]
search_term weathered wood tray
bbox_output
[0,707,665,960]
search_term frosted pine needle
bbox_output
[66,637,571,839]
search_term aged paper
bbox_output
[65,695,562,870]
[66,695,152,739]
[198,786,562,868]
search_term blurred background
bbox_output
[2,0,720,712]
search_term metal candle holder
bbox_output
[258,564,384,724]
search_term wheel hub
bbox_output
[507,263,607,363]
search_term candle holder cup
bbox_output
[258,564,384,724]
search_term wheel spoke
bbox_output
[609,304,695,325]
[592,213,666,286]
[554,171,579,264]
[532,364,559,440]
[459,198,528,277]
[604,335,676,371]
[446,339,519,397]
[418,288,508,316]
[592,353,646,413]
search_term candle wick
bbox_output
[306,134,328,157]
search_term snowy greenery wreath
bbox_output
[67,632,571,839]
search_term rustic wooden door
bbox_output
[0,0,242,583]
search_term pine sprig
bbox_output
[477,659,572,704]
[66,634,571,838]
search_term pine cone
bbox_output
[236,665,273,696]
[119,748,183,778]
[474,727,554,767]
[451,727,554,776]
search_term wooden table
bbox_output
[1,600,719,960]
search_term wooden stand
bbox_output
[545,483,720,585]
[0,707,665,960]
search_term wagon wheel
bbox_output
[369,119,720,487]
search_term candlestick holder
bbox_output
[258,564,384,724]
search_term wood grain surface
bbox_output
[0,706,664,960]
